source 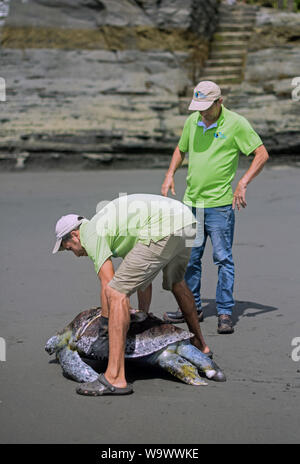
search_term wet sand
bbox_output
[0,166,299,444]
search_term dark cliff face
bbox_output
[4,0,218,32]
[0,0,220,169]
[226,8,300,156]
[0,2,299,170]
[2,0,219,52]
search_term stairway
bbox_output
[200,1,259,93]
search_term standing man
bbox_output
[162,81,269,334]
[52,194,211,396]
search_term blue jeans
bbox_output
[185,205,235,316]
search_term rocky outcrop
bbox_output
[225,8,300,155]
[0,0,219,169]
[0,2,299,169]
[248,9,300,50]
[5,0,217,31]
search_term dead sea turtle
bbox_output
[45,307,226,386]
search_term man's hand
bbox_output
[233,144,269,211]
[190,336,210,355]
[161,146,185,197]
[161,174,176,197]
[232,181,247,211]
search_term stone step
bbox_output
[219,16,255,24]
[219,4,258,11]
[205,58,244,67]
[210,49,246,59]
[219,3,258,12]
[217,24,255,32]
[213,41,248,51]
[218,9,257,17]
[213,31,252,41]
[219,10,257,16]
[203,66,243,76]
[219,15,257,23]
[200,74,242,84]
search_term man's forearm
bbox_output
[166,145,185,177]
[239,144,269,187]
[161,146,186,196]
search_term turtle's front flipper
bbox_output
[176,341,226,382]
[154,345,208,386]
[57,347,99,383]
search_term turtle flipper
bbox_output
[57,347,99,383]
[155,346,208,386]
[176,341,226,382]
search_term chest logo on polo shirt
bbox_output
[214,131,226,139]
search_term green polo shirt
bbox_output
[178,106,263,208]
[79,194,196,274]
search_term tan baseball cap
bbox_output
[189,81,221,111]
[52,214,86,254]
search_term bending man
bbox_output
[52,194,210,396]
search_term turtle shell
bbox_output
[65,308,193,359]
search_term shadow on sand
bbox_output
[201,298,278,326]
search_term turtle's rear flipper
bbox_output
[58,347,99,383]
[156,349,208,386]
[176,342,226,382]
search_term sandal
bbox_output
[76,373,134,396]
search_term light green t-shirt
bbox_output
[178,106,263,208]
[79,194,196,274]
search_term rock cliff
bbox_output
[0,1,299,169]
[226,7,300,155]
[0,0,219,168]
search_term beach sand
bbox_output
[0,166,299,444]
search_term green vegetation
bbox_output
[245,0,299,11]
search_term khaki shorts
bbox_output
[108,225,196,296]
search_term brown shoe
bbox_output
[217,315,234,334]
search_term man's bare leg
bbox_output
[104,285,130,388]
[137,283,152,313]
[172,280,210,354]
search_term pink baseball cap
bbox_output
[189,81,221,111]
[52,214,86,254]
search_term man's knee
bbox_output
[105,285,128,304]
[172,280,188,294]
[213,250,234,267]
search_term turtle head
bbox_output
[45,330,72,355]
[45,335,61,355]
